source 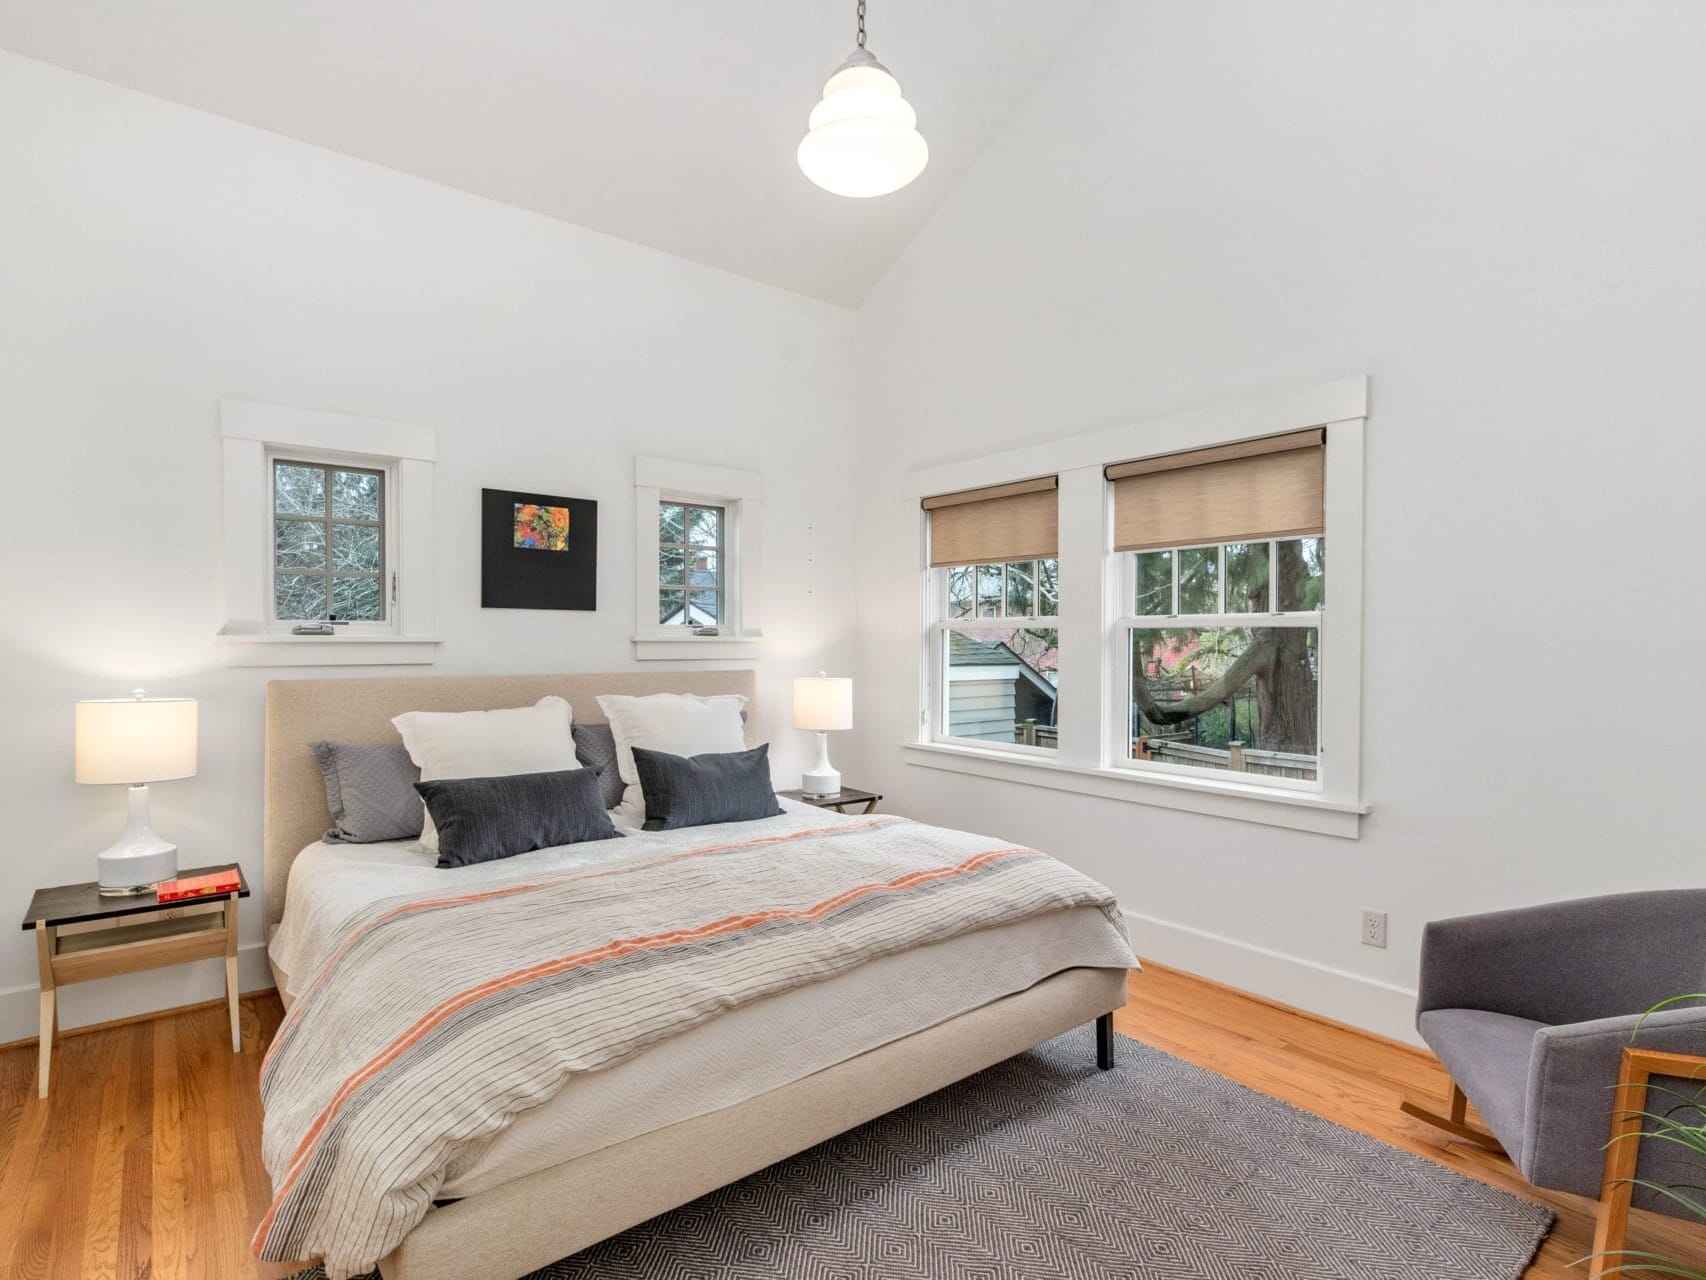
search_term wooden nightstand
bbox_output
[21,863,249,1098]
[776,787,883,815]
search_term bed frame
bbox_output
[264,671,1128,1280]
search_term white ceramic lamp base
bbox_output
[97,784,179,895]
[800,731,842,799]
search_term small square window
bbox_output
[270,459,386,625]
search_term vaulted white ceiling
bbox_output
[0,1,1102,305]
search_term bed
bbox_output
[262,671,1134,1280]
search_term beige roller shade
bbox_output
[923,476,1058,568]
[1108,429,1324,552]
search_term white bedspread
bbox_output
[268,800,1135,1199]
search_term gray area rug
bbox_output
[294,1028,1553,1279]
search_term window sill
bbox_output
[630,632,764,662]
[899,741,1366,838]
[215,633,441,668]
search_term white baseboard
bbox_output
[0,941,274,1045]
[1124,909,1422,1047]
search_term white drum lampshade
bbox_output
[76,690,197,894]
[793,674,853,799]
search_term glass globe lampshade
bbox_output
[798,50,928,198]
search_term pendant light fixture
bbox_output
[797,0,928,198]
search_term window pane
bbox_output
[687,506,720,547]
[275,519,326,570]
[331,523,380,572]
[948,567,973,619]
[976,563,1001,617]
[1037,558,1059,617]
[1277,537,1326,611]
[331,470,380,521]
[275,573,327,620]
[659,589,685,623]
[1004,561,1035,616]
[1135,550,1172,616]
[1178,546,1220,614]
[686,549,719,590]
[688,590,719,624]
[275,464,325,516]
[659,547,685,585]
[944,627,1059,750]
[659,504,686,544]
[1129,626,1318,779]
[1223,542,1270,613]
[331,576,382,621]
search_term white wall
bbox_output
[850,1,1706,1041]
[0,53,858,1042]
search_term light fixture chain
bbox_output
[856,0,866,49]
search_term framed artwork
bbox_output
[480,488,597,610]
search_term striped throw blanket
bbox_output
[254,814,1126,1276]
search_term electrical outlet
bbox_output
[1361,909,1388,949]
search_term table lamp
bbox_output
[75,689,198,895]
[793,673,852,799]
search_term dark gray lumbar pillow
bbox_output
[571,722,627,810]
[632,743,784,832]
[414,768,621,869]
[311,741,424,843]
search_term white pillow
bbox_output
[595,692,749,823]
[392,695,580,852]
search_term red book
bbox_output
[156,870,241,902]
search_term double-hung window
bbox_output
[924,478,1061,753]
[907,378,1368,837]
[1108,429,1327,788]
[1109,429,1326,788]
[1121,537,1324,781]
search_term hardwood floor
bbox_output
[1,967,1702,1279]
[0,994,298,1280]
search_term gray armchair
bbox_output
[1407,890,1706,1212]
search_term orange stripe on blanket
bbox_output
[262,815,897,1076]
[253,843,1038,1251]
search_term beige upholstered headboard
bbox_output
[264,671,759,926]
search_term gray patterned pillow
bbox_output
[571,722,626,810]
[311,741,423,843]
[574,714,748,811]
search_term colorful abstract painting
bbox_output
[484,489,596,610]
[514,503,570,551]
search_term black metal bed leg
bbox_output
[1095,1012,1114,1070]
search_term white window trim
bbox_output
[632,456,764,661]
[903,376,1369,837]
[217,398,439,667]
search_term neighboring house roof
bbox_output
[948,632,1024,667]
[660,602,717,627]
[947,632,1058,705]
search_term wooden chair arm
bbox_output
[1588,1046,1706,1279]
